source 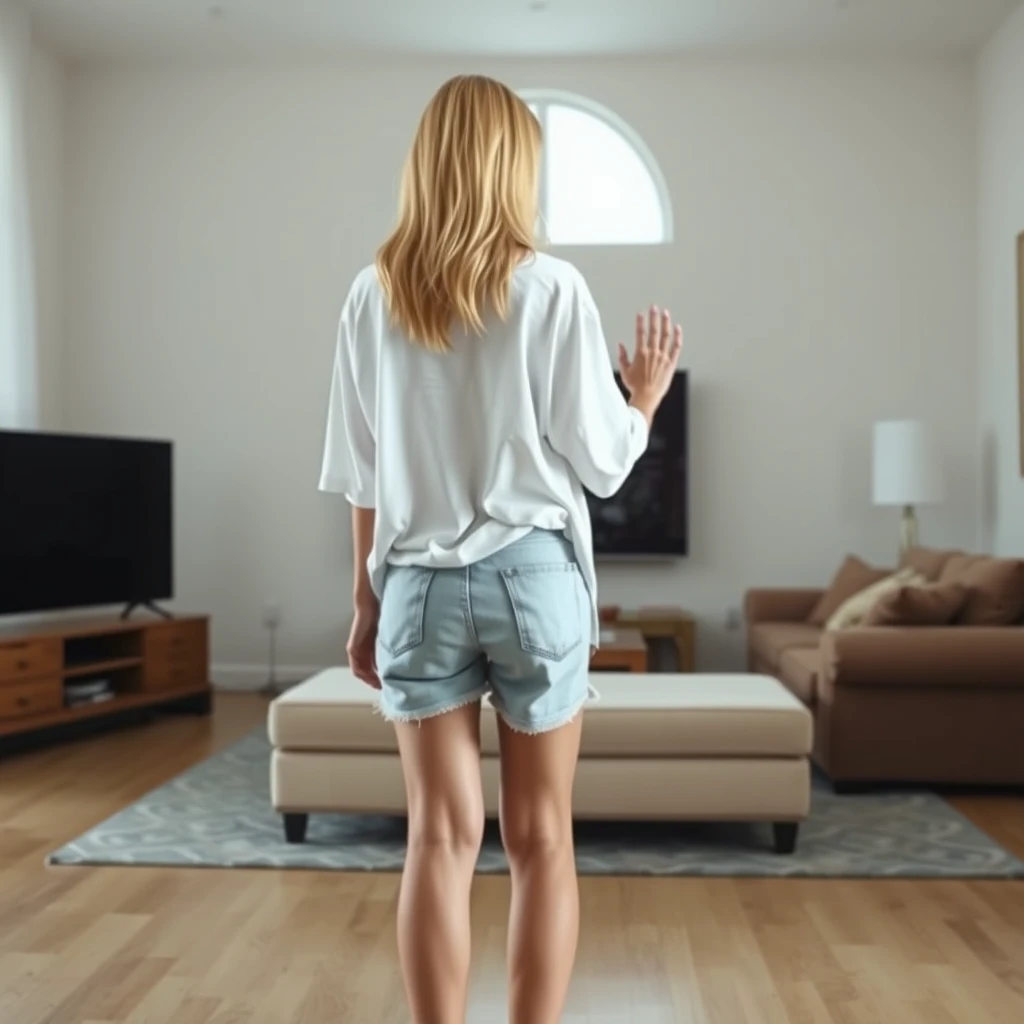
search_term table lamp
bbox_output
[872,419,942,552]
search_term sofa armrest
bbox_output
[821,627,1024,691]
[745,588,823,625]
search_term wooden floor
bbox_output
[2,694,1023,1023]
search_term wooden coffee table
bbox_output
[590,628,648,673]
[600,606,696,672]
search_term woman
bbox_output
[320,75,681,1024]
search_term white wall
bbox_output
[978,2,1024,555]
[61,57,978,676]
[0,0,36,429]
[26,37,64,429]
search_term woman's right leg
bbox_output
[394,703,485,1024]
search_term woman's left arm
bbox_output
[351,506,376,610]
[347,505,381,688]
[320,279,381,688]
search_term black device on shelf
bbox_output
[587,371,688,557]
[0,430,173,616]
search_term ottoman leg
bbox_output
[284,813,308,844]
[773,822,799,854]
[833,781,873,795]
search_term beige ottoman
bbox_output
[269,669,812,853]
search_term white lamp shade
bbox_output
[872,420,943,506]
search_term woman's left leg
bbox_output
[497,713,584,1024]
[394,702,485,1024]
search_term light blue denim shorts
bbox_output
[375,530,593,734]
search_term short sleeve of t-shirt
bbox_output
[319,281,376,508]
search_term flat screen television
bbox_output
[0,430,173,616]
[587,371,688,557]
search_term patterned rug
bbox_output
[48,729,1024,878]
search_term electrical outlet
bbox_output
[262,601,282,630]
[725,607,743,631]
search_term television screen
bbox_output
[587,371,688,556]
[0,431,173,615]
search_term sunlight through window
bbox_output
[521,90,672,247]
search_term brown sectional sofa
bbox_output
[746,549,1024,788]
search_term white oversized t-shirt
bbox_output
[319,252,649,641]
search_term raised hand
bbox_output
[618,306,683,426]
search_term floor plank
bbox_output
[1,693,1022,1022]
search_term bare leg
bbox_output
[498,714,584,1024]
[394,703,485,1024]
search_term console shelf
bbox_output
[64,656,145,679]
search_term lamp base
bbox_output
[900,505,918,553]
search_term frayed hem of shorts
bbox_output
[375,687,489,726]
[493,684,599,736]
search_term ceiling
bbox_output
[26,0,1022,60]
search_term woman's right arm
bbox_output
[546,284,682,499]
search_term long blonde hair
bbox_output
[376,75,541,353]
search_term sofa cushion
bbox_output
[939,554,980,582]
[748,622,823,669]
[862,582,968,627]
[808,555,892,625]
[940,556,1024,626]
[825,569,924,631]
[777,647,819,703]
[821,626,1024,688]
[899,546,961,581]
[271,668,813,758]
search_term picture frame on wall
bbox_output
[1020,231,1024,476]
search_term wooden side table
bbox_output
[599,606,696,672]
[589,628,648,673]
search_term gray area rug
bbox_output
[49,729,1024,878]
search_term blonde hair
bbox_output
[376,75,541,353]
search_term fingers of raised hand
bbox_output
[636,306,681,373]
[670,324,683,361]
[618,343,631,375]
[660,309,672,351]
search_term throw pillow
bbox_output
[899,546,961,582]
[808,555,892,626]
[862,582,968,627]
[824,568,924,631]
[941,556,1024,626]
[939,554,981,584]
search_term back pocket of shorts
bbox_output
[379,566,435,656]
[499,563,583,662]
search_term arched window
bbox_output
[521,89,673,247]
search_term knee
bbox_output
[500,805,573,866]
[407,799,485,856]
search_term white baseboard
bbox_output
[212,663,325,691]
